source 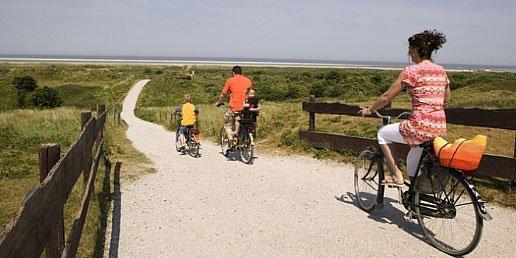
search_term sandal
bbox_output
[381,176,404,186]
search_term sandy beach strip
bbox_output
[2,57,513,72]
[0,57,473,71]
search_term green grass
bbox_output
[0,108,81,180]
[0,63,153,111]
[0,108,80,239]
[0,63,154,257]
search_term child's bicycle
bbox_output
[175,125,200,158]
[354,111,491,256]
[217,106,255,164]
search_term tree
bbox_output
[11,76,38,107]
[30,87,63,108]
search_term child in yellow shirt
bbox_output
[175,94,198,148]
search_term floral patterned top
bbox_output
[399,62,449,145]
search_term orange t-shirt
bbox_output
[223,75,252,112]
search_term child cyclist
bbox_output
[174,94,199,149]
[240,89,260,139]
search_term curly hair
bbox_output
[408,29,447,60]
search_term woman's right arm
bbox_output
[367,72,405,113]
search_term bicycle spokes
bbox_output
[414,170,483,256]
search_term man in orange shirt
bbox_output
[215,65,253,142]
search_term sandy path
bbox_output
[113,79,516,257]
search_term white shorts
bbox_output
[377,123,423,177]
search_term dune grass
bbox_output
[0,63,154,257]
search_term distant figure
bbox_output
[215,66,253,143]
[180,65,195,79]
[359,29,451,186]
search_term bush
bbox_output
[30,87,63,108]
[12,75,38,92]
[309,84,326,98]
[11,76,38,107]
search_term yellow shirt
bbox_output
[181,103,197,126]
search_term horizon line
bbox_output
[1,54,515,70]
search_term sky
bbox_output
[1,0,515,66]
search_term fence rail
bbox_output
[0,105,107,258]
[299,98,516,181]
[302,101,516,130]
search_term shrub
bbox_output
[30,87,63,108]
[278,130,299,147]
[0,65,9,76]
[11,75,38,92]
[11,76,38,107]
[325,70,341,82]
[309,84,326,98]
[370,74,383,84]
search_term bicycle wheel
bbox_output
[174,129,182,152]
[413,169,483,256]
[354,149,384,212]
[220,127,230,157]
[239,132,254,164]
[188,133,200,158]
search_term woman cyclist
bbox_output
[359,30,451,186]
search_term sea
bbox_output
[1,54,515,72]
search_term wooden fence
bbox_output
[299,96,516,182]
[0,105,108,258]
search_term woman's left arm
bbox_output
[444,84,451,108]
[361,72,405,115]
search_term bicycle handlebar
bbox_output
[372,110,411,120]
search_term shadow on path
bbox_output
[93,156,112,258]
[108,162,122,258]
[336,191,426,243]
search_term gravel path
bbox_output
[113,80,516,257]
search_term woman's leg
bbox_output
[377,123,406,183]
[407,147,423,177]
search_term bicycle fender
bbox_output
[464,178,493,221]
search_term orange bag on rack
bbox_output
[433,135,487,171]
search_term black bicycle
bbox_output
[220,115,255,164]
[354,111,491,256]
[175,125,200,158]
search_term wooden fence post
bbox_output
[97,104,106,137]
[511,132,516,190]
[82,112,94,189]
[97,104,106,115]
[80,112,92,131]
[308,95,315,131]
[39,144,64,258]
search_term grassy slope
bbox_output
[0,63,154,257]
[135,66,515,207]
